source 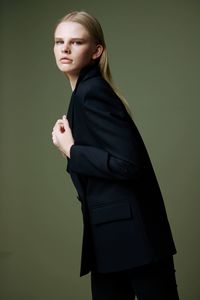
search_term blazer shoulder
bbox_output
[78,76,125,112]
[79,75,110,92]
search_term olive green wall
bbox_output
[1,0,199,299]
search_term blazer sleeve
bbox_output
[66,84,144,181]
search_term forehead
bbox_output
[54,21,90,38]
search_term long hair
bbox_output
[54,11,133,118]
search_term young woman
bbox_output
[52,11,179,300]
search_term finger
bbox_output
[52,133,56,140]
[52,135,56,144]
[55,119,64,126]
[62,117,70,129]
[62,115,69,125]
[54,122,64,131]
[53,120,61,128]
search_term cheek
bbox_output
[53,47,59,60]
[80,48,93,62]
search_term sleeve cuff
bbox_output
[69,144,76,159]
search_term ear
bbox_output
[92,44,104,60]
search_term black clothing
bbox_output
[91,256,179,300]
[66,63,176,277]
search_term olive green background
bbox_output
[1,0,199,299]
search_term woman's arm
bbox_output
[67,144,141,181]
[67,84,144,181]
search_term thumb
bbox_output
[62,115,69,130]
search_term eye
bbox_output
[55,40,64,44]
[71,40,83,45]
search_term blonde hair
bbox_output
[54,11,133,118]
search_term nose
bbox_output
[61,43,71,53]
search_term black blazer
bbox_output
[66,63,176,277]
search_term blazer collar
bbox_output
[73,63,101,93]
[67,63,101,132]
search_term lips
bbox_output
[60,57,73,63]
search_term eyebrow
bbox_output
[54,37,87,41]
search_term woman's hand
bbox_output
[52,115,74,158]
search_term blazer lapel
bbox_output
[66,93,75,132]
[66,63,100,130]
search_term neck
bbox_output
[64,63,98,91]
[69,76,78,91]
[64,73,79,91]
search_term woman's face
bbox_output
[54,21,99,78]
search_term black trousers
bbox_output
[91,256,179,300]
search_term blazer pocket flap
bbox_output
[91,202,132,225]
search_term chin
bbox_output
[58,66,72,73]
